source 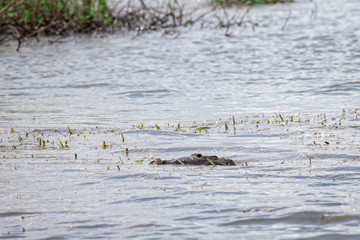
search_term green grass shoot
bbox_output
[197,126,211,131]
[175,159,184,165]
[58,139,64,148]
[206,157,216,167]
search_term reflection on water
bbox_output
[1,0,360,239]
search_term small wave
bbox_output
[0,211,41,218]
[220,211,359,226]
[298,233,360,240]
[111,89,173,98]
[60,83,113,89]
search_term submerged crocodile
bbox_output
[149,153,236,166]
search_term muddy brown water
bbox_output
[1,0,360,239]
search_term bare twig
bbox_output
[310,1,318,20]
[281,8,291,30]
[239,6,251,25]
[0,0,17,16]
[188,6,216,25]
[0,0,271,50]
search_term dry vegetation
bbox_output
[0,0,291,50]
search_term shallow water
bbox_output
[1,0,360,239]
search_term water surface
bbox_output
[1,0,360,239]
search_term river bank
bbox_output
[0,0,293,50]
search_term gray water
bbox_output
[1,0,360,239]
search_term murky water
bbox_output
[1,0,360,239]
